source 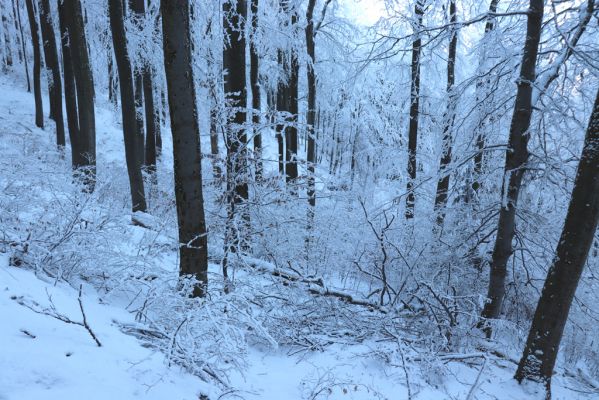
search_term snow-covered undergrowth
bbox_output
[0,77,597,399]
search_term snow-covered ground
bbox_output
[0,77,597,400]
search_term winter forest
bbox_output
[0,0,598,398]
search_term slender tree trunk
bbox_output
[480,0,544,332]
[2,4,13,69]
[64,0,96,189]
[222,0,249,288]
[515,86,599,394]
[275,0,298,184]
[25,0,43,128]
[15,0,31,92]
[209,83,222,180]
[405,1,424,220]
[433,0,457,226]
[129,0,159,177]
[161,0,208,297]
[250,0,262,180]
[472,0,499,196]
[108,0,147,212]
[39,0,65,147]
[306,0,317,211]
[57,0,79,168]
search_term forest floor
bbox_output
[0,76,597,400]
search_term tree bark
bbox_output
[161,0,208,297]
[306,0,317,210]
[57,0,79,168]
[250,0,262,180]
[128,0,145,167]
[480,0,544,331]
[405,1,424,220]
[15,0,31,92]
[515,86,599,394]
[433,0,457,226]
[222,0,250,287]
[129,0,159,177]
[25,0,43,128]
[276,0,298,184]
[108,0,147,212]
[64,0,96,190]
[471,0,499,196]
[39,0,65,147]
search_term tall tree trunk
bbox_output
[222,0,249,287]
[275,0,298,184]
[433,0,457,226]
[129,0,159,177]
[306,0,317,211]
[2,4,13,69]
[161,0,208,298]
[25,0,43,128]
[39,0,65,147]
[480,0,544,332]
[108,0,147,212]
[405,0,424,220]
[250,0,262,180]
[515,86,599,394]
[471,0,499,196]
[64,0,96,190]
[209,82,222,180]
[57,0,79,168]
[128,0,145,168]
[15,0,31,92]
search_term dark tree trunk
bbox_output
[39,0,65,147]
[143,68,158,176]
[161,0,208,298]
[250,0,262,181]
[57,0,79,169]
[276,0,298,184]
[129,0,159,177]
[2,5,13,69]
[480,0,544,331]
[515,87,599,394]
[471,0,499,196]
[25,0,43,128]
[108,0,147,212]
[11,0,23,63]
[15,0,31,92]
[64,0,96,189]
[209,83,222,180]
[222,0,249,286]
[306,0,317,210]
[433,0,457,226]
[405,1,424,220]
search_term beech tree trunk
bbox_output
[57,0,79,170]
[306,0,317,210]
[471,0,499,196]
[64,0,96,189]
[14,0,30,92]
[128,0,145,166]
[161,0,208,298]
[250,0,262,180]
[222,0,250,287]
[515,86,599,394]
[276,0,298,184]
[39,0,65,147]
[25,0,43,128]
[129,0,159,177]
[433,0,457,226]
[481,0,544,332]
[108,0,147,212]
[405,1,424,220]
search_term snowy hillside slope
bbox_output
[0,77,598,400]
